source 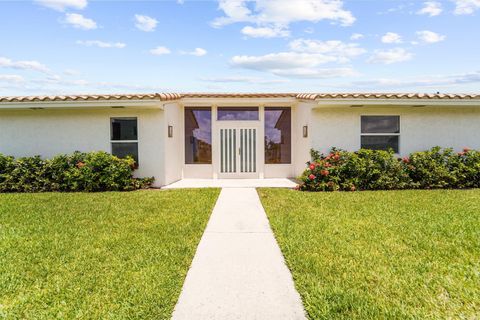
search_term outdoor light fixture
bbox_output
[303,125,308,138]
[168,125,173,138]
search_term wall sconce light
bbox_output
[168,125,173,138]
[303,125,308,138]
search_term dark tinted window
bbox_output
[265,107,291,164]
[218,107,259,121]
[361,116,399,133]
[361,136,399,153]
[111,118,138,140]
[112,142,138,163]
[185,107,212,164]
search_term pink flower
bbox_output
[308,174,316,180]
[309,164,316,170]
[320,170,329,176]
[463,147,471,153]
[402,157,410,163]
[76,161,85,168]
[324,162,332,168]
[458,152,465,156]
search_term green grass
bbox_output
[258,189,480,319]
[0,189,220,319]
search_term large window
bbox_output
[361,116,400,153]
[110,118,139,163]
[185,107,212,164]
[217,107,259,121]
[265,107,291,164]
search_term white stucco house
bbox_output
[1,92,479,187]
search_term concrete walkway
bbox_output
[163,178,297,189]
[172,188,306,320]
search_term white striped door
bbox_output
[219,128,257,176]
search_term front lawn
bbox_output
[258,189,480,319]
[0,189,220,319]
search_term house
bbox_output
[1,92,479,187]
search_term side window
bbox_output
[110,118,139,164]
[360,116,400,153]
[184,107,212,164]
[264,107,291,164]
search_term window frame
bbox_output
[360,115,400,154]
[184,107,212,164]
[264,106,292,164]
[217,106,260,121]
[110,117,139,165]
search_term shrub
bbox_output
[299,148,410,191]
[299,147,479,191]
[0,151,154,193]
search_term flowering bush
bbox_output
[0,151,154,193]
[299,147,480,191]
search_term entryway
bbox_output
[218,125,259,178]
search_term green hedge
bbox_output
[299,147,480,191]
[0,151,154,192]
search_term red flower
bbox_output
[402,157,410,163]
[463,147,471,153]
[324,162,332,168]
[333,154,340,161]
[309,164,316,170]
[308,174,316,180]
[76,161,85,168]
[320,170,329,176]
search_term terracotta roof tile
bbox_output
[0,92,479,103]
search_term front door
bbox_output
[218,127,258,178]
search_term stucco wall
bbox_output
[163,102,183,185]
[311,106,480,156]
[0,108,165,186]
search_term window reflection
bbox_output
[217,107,259,121]
[185,107,212,164]
[265,107,291,164]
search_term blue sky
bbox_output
[0,0,479,95]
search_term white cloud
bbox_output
[63,69,79,76]
[350,33,364,40]
[241,25,290,38]
[230,38,364,78]
[150,46,171,55]
[351,71,480,88]
[212,0,355,37]
[201,76,289,84]
[416,30,446,43]
[0,74,25,83]
[304,27,314,34]
[417,1,443,16]
[453,0,480,15]
[35,0,87,11]
[76,40,126,48]
[180,48,208,56]
[367,48,413,64]
[64,13,97,30]
[289,39,366,60]
[134,14,158,32]
[381,32,402,44]
[0,56,50,73]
